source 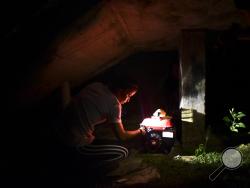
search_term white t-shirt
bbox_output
[70,82,122,145]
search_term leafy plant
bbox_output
[223,108,246,133]
[194,144,220,165]
[194,152,221,165]
[195,144,206,157]
[237,144,250,165]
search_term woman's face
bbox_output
[118,89,137,104]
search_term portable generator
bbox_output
[140,109,175,154]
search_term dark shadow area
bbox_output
[3,51,181,187]
[3,0,101,109]
[206,25,250,146]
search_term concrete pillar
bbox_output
[179,30,206,153]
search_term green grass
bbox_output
[139,153,213,187]
[137,144,250,187]
[237,143,250,165]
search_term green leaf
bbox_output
[235,122,246,128]
[232,129,238,133]
[232,122,237,127]
[223,116,231,123]
[230,126,238,132]
[238,112,245,115]
[232,112,237,119]
[237,112,246,119]
[229,109,233,115]
[229,108,234,114]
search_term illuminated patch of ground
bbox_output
[131,144,250,188]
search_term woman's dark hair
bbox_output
[104,74,138,93]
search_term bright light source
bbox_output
[140,117,172,130]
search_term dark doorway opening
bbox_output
[206,26,250,144]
